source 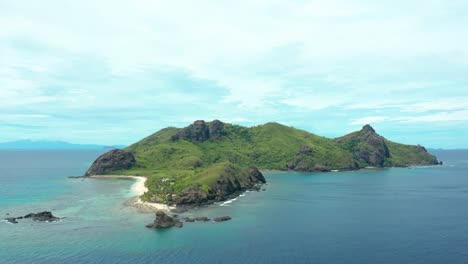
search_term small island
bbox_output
[85,120,439,209]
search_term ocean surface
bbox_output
[1,149,468,264]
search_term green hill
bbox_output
[85,120,439,206]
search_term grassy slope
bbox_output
[384,140,438,166]
[106,122,437,202]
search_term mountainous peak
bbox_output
[0,139,125,150]
[361,124,375,133]
[337,124,389,167]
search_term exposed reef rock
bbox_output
[5,211,60,224]
[171,120,225,143]
[85,149,136,176]
[213,216,232,222]
[5,217,19,224]
[146,210,183,229]
[145,211,230,229]
[184,216,210,222]
[24,211,60,222]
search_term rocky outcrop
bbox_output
[209,120,225,140]
[286,145,316,171]
[5,211,60,224]
[146,210,183,229]
[173,186,209,205]
[24,211,60,222]
[173,165,265,206]
[85,149,136,176]
[248,166,266,183]
[206,165,265,202]
[336,124,390,167]
[353,125,390,166]
[5,217,19,224]
[171,120,225,143]
[213,216,232,222]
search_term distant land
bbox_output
[85,120,440,207]
[0,140,126,150]
[428,149,468,161]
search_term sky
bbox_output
[1,0,467,148]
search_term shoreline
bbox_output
[88,175,175,212]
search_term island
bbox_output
[85,120,439,208]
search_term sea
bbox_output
[0,149,468,264]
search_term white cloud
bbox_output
[352,110,468,126]
[351,116,388,125]
[2,0,468,109]
[400,98,468,113]
[346,97,468,113]
[1,0,468,146]
[395,110,468,123]
[281,95,345,110]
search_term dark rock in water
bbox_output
[184,216,210,222]
[4,211,59,224]
[85,149,136,176]
[23,211,60,222]
[146,210,183,229]
[68,176,86,179]
[195,217,210,222]
[213,216,232,222]
[5,217,18,224]
[439,161,443,165]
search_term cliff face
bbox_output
[85,120,439,206]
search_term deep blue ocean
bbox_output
[1,149,468,264]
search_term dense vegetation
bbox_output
[86,120,439,205]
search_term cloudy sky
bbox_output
[1,0,467,148]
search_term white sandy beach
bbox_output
[89,175,175,212]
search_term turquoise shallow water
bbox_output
[1,150,468,263]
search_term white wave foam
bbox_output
[220,197,237,206]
